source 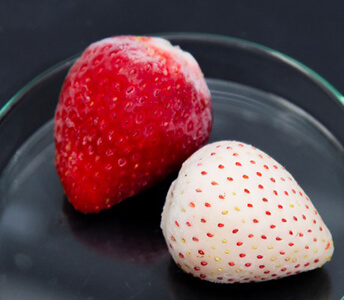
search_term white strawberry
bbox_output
[161,141,334,283]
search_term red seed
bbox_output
[248,234,254,238]
[270,178,276,183]
[245,263,251,267]
[186,222,191,227]
[235,162,242,166]
[194,267,200,271]
[239,253,246,257]
[201,218,206,223]
[253,219,259,223]
[201,261,207,266]
[227,177,233,181]
[218,223,224,228]
[228,262,235,266]
[262,198,268,202]
[243,175,249,179]
[261,235,267,239]
[211,181,218,186]
[237,242,243,246]
[232,229,239,234]
[259,265,265,269]
[218,164,224,169]
[257,255,263,259]
[256,172,262,176]
[192,237,198,242]
[179,253,184,258]
[207,233,214,237]
[266,211,271,215]
[175,221,179,227]
[200,274,206,278]
[258,184,264,189]
[198,250,205,255]
[276,237,282,241]
[201,171,207,175]
[205,203,211,207]
[270,224,276,229]
[247,203,253,207]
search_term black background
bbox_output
[1,0,344,108]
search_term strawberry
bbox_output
[54,36,212,213]
[161,141,334,283]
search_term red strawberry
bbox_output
[161,141,334,283]
[54,36,212,213]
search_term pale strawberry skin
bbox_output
[161,141,334,283]
[54,36,212,213]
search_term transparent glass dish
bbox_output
[0,33,343,300]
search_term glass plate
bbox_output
[0,33,343,300]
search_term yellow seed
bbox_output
[319,264,322,267]
[252,246,258,250]
[212,246,216,250]
[171,236,176,241]
[181,208,185,212]
[105,198,110,204]
[271,257,276,261]
[267,246,274,250]
[211,272,215,276]
[90,102,94,107]
[65,144,71,151]
[234,206,240,211]
[314,249,319,253]
[321,238,326,243]
[232,192,237,196]
[218,268,222,272]
[276,264,281,267]
[181,238,186,243]
[285,257,290,261]
[222,239,228,243]
[326,256,331,261]
[187,252,191,256]
[222,211,228,215]
[289,204,294,208]
[180,190,184,195]
[214,257,221,262]
[134,164,139,169]
[241,219,246,223]
[236,269,242,273]
[294,249,299,253]
[184,265,189,269]
[225,250,230,254]
[113,97,118,102]
[292,258,297,263]
[304,255,309,258]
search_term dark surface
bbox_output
[1,0,344,106]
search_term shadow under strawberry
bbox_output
[62,174,176,264]
[167,260,332,300]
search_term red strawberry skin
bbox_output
[54,36,212,213]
